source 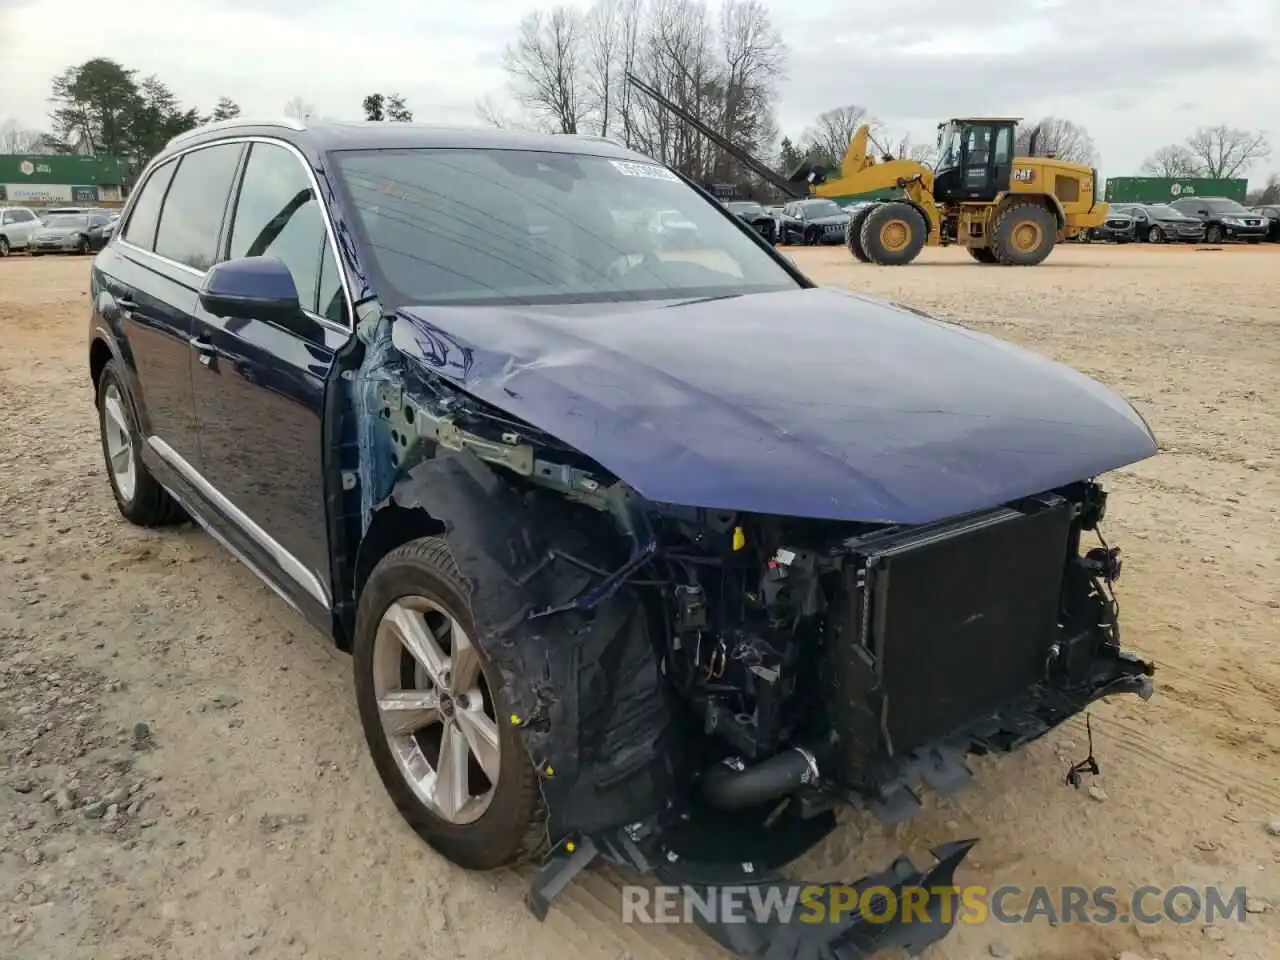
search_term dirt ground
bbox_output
[1,244,1277,960]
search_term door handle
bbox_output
[117,296,137,311]
[189,336,217,368]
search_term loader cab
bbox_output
[933,118,1018,204]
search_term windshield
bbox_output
[332,148,798,307]
[1204,198,1247,213]
[1145,205,1181,217]
[937,124,962,169]
[800,200,843,218]
[42,215,88,228]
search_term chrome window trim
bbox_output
[147,436,331,609]
[115,134,355,334]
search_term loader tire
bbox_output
[846,205,875,262]
[991,201,1056,265]
[859,201,926,266]
[967,246,999,264]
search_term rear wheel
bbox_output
[859,201,927,266]
[96,360,187,526]
[966,246,999,264]
[354,538,546,871]
[991,201,1056,265]
[0,236,9,257]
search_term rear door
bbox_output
[189,139,352,617]
[103,144,243,472]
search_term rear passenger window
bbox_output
[228,142,329,316]
[122,160,177,250]
[154,143,243,270]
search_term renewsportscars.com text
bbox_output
[621,883,1250,927]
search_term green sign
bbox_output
[0,154,127,185]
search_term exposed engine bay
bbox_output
[379,373,1154,816]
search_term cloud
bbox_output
[1,0,1276,178]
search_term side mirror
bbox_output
[199,256,301,324]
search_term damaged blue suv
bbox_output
[88,118,1157,959]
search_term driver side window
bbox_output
[228,141,342,322]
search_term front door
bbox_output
[190,140,352,616]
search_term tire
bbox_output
[803,227,818,246]
[990,201,1057,265]
[96,360,187,526]
[354,537,546,871]
[0,235,9,257]
[859,201,927,266]
[967,246,999,264]
[846,206,874,262]
[1148,226,1165,244]
[76,235,90,255]
[1205,224,1223,244]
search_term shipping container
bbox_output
[1104,176,1248,204]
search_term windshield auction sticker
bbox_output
[610,160,679,182]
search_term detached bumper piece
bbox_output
[526,804,977,960]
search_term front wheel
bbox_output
[76,236,90,255]
[859,201,927,265]
[354,538,547,871]
[1148,226,1165,244]
[0,235,9,257]
[1205,224,1223,244]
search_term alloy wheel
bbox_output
[371,596,500,825]
[102,383,137,502]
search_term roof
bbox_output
[936,117,1024,125]
[163,118,650,162]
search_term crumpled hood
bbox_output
[392,287,1157,524]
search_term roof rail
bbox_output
[166,116,307,148]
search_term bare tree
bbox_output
[613,0,644,147]
[713,0,784,181]
[802,105,879,166]
[502,7,587,134]
[584,0,621,136]
[475,95,510,128]
[1245,173,1279,205]
[0,119,51,153]
[889,132,937,167]
[283,96,315,121]
[1140,144,1200,178]
[1014,117,1096,164]
[1184,124,1270,179]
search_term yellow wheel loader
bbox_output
[824,119,1106,266]
[626,74,1107,266]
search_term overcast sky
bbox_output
[1,0,1276,179]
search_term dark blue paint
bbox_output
[199,255,301,320]
[394,287,1157,525]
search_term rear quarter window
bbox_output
[122,160,178,251]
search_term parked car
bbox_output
[87,119,1156,957]
[722,200,776,243]
[1087,207,1137,243]
[647,207,699,247]
[29,212,114,255]
[777,197,851,244]
[1121,203,1206,243]
[0,205,42,256]
[1250,205,1280,242]
[1167,196,1269,243]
